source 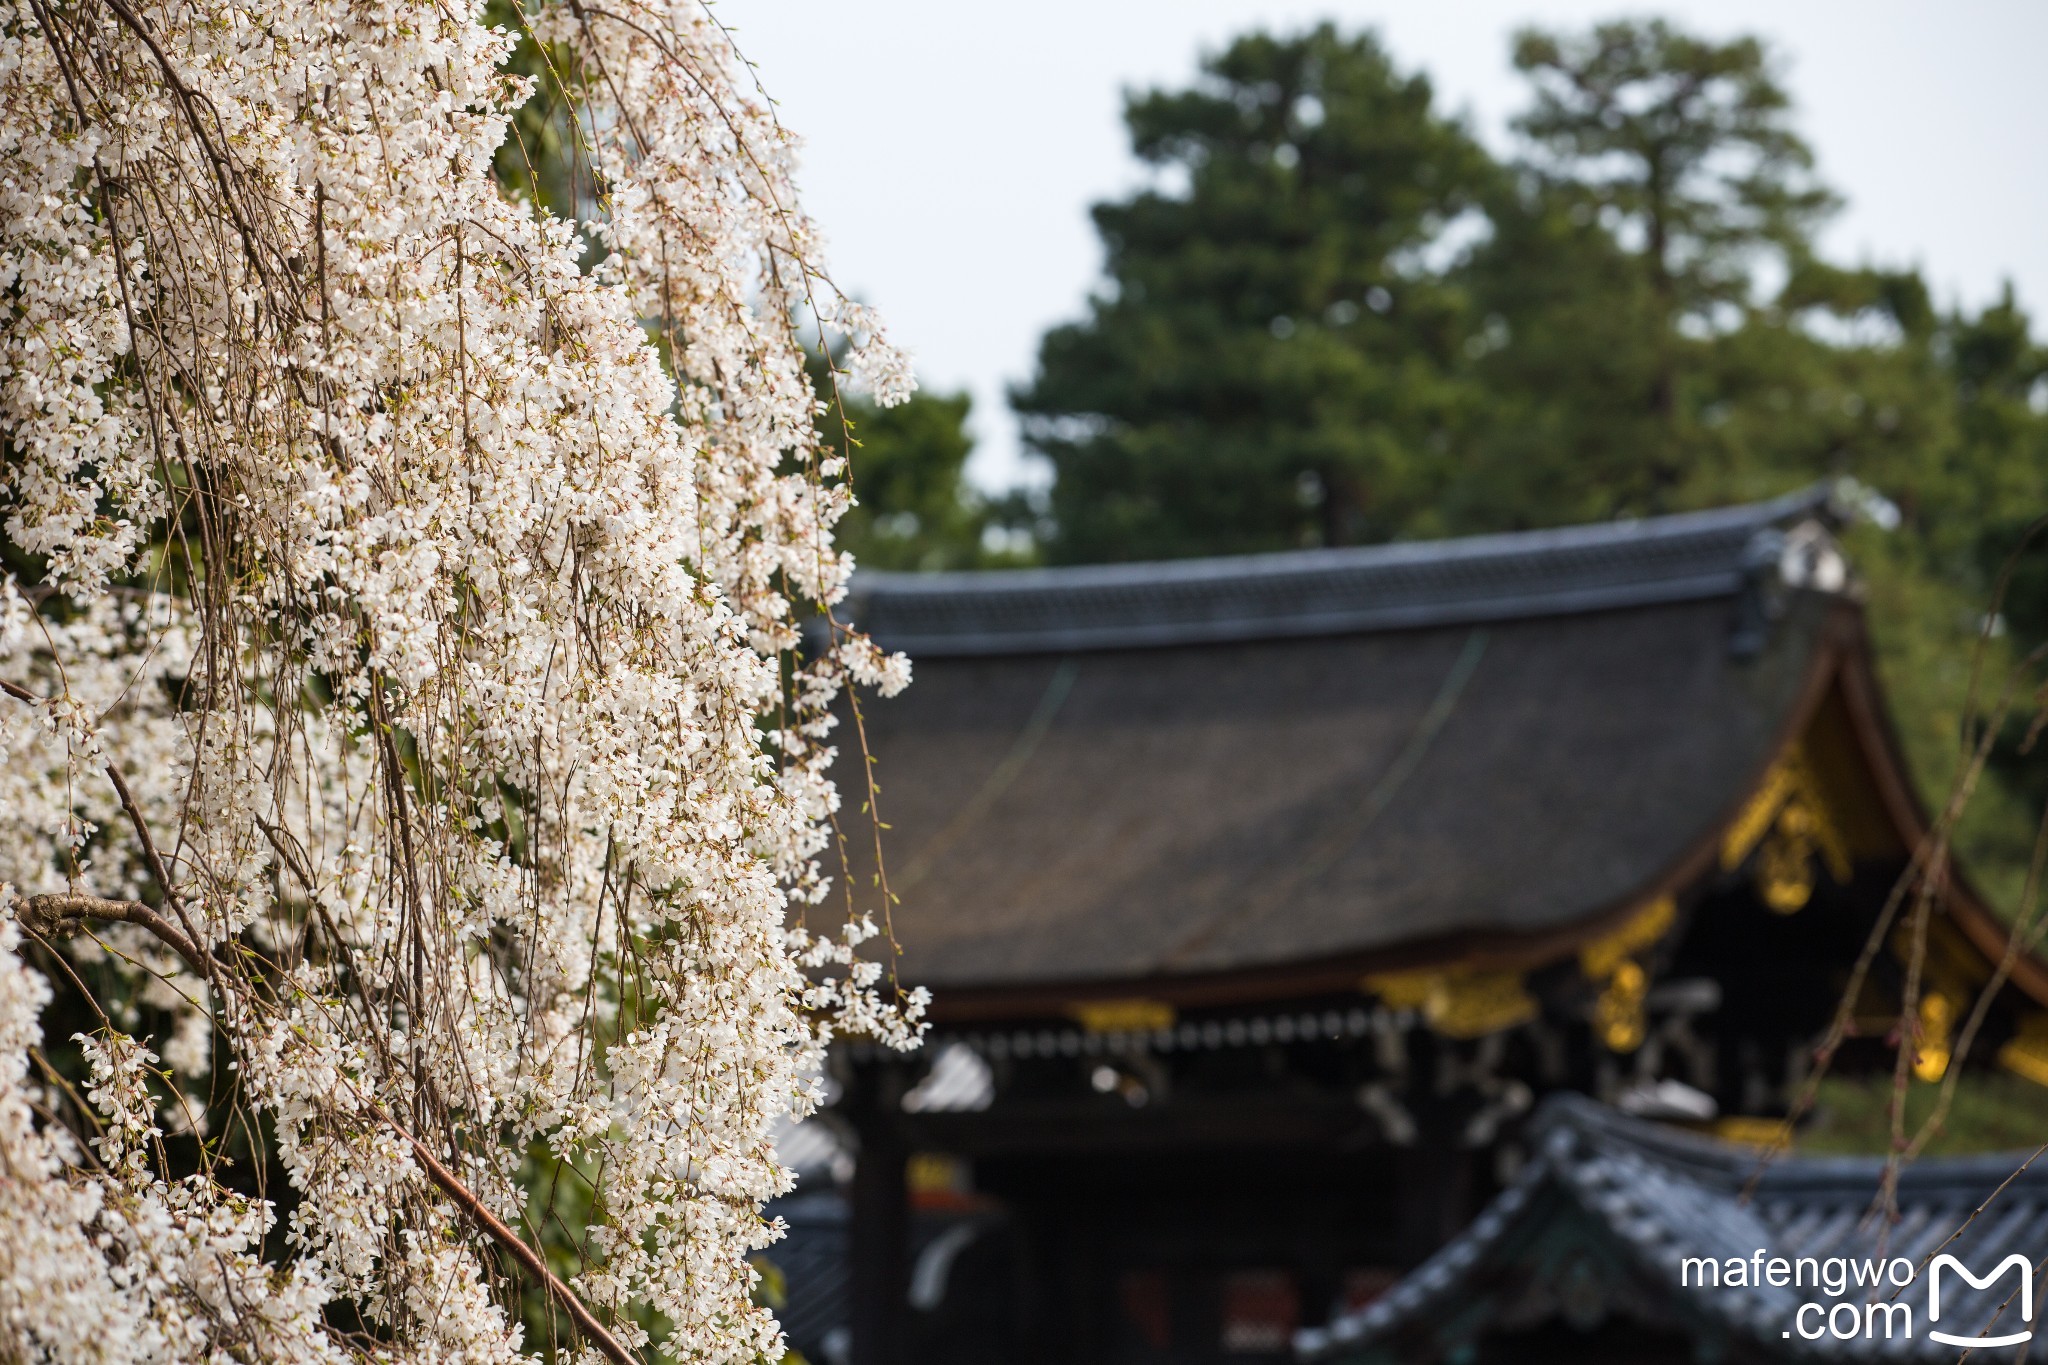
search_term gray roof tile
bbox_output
[1301,1096,2048,1363]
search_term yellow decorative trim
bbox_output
[1913,991,1955,1083]
[1366,971,1439,1013]
[1579,896,1677,982]
[1998,1014,2048,1089]
[906,1152,967,1194]
[1364,968,1537,1040]
[1721,761,1798,870]
[1068,998,1175,1034]
[1714,1115,1790,1149]
[1720,743,1852,914]
[2004,1047,2048,1089]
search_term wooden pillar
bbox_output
[848,1061,909,1365]
[1393,1135,1474,1260]
[1393,1034,1474,1261]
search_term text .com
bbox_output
[1681,1250,2035,1346]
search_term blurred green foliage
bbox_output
[1802,1074,2048,1157]
[1009,17,2048,912]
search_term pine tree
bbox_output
[1012,25,1496,560]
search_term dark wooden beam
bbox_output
[898,1092,1380,1157]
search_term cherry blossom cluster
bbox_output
[0,0,921,1359]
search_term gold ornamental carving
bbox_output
[1579,896,1675,1053]
[1913,990,1955,1083]
[1590,961,1649,1053]
[1364,967,1537,1040]
[1720,743,1852,914]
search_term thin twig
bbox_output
[375,1107,638,1365]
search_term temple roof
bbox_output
[845,485,1834,657]
[1300,1095,2048,1362]
[846,490,1864,1009]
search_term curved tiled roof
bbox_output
[841,491,1855,1001]
[1302,1095,2048,1362]
[845,485,1834,656]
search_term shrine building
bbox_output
[778,485,2048,1365]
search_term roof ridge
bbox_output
[845,485,1842,656]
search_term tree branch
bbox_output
[2,676,217,983]
[378,1109,639,1365]
[13,891,206,975]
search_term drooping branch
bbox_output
[378,1108,640,1365]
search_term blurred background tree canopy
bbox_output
[1009,24,1496,558]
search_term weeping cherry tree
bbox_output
[0,0,922,1357]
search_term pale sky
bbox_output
[729,1,2048,490]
